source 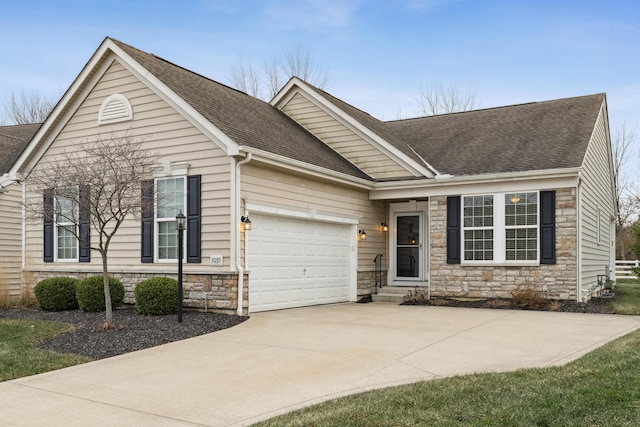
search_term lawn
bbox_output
[0,318,91,382]
[609,279,640,315]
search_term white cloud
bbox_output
[265,0,362,31]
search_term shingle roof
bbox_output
[110,38,604,181]
[110,39,371,181]
[385,94,605,176]
[0,123,40,174]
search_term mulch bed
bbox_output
[402,294,617,314]
[0,306,248,360]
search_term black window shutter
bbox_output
[141,180,154,263]
[79,185,91,262]
[43,189,54,262]
[186,175,201,263]
[447,196,461,264]
[540,190,556,264]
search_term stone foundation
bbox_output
[357,269,388,297]
[429,188,578,300]
[28,270,248,315]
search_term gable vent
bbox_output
[98,94,133,125]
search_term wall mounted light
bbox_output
[358,229,367,240]
[380,222,388,232]
[241,215,252,231]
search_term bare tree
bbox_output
[416,83,477,116]
[227,44,330,100]
[227,58,261,98]
[25,132,158,326]
[3,90,56,124]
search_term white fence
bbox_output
[615,260,639,280]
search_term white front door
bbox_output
[389,200,428,286]
[393,212,424,282]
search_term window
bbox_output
[55,190,78,261]
[505,193,538,261]
[156,177,186,260]
[461,192,538,263]
[463,195,494,261]
[141,174,201,264]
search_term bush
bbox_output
[76,276,124,312]
[631,266,640,279]
[34,277,79,311]
[134,277,179,315]
[511,285,547,309]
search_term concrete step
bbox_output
[371,286,416,303]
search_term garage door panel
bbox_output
[248,214,352,312]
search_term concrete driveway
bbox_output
[2,303,639,426]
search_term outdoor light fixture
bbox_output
[380,222,388,232]
[175,211,186,323]
[358,229,367,240]
[241,215,252,231]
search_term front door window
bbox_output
[395,214,421,279]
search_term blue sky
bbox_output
[1,0,639,139]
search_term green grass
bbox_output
[0,319,91,382]
[256,329,640,426]
[610,279,640,315]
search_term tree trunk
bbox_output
[102,252,113,325]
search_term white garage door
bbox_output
[248,214,352,312]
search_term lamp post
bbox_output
[176,211,186,323]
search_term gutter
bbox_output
[234,153,252,315]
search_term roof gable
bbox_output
[9,38,370,183]
[273,77,437,178]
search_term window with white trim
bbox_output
[156,176,186,260]
[55,190,78,261]
[463,195,494,261]
[462,191,538,263]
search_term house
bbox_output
[3,37,616,314]
[0,123,40,299]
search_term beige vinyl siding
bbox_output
[0,183,23,298]
[281,92,411,179]
[24,60,233,275]
[241,163,387,269]
[578,103,616,297]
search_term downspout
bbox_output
[234,153,252,315]
[22,181,26,270]
[576,172,582,302]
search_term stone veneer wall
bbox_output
[28,271,248,315]
[429,188,578,300]
[357,269,388,297]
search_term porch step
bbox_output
[371,286,415,303]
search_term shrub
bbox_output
[34,277,79,311]
[76,276,124,312]
[404,287,429,304]
[511,285,547,309]
[134,277,179,315]
[631,266,640,279]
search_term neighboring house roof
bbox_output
[385,94,605,176]
[0,123,40,174]
[110,39,372,181]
